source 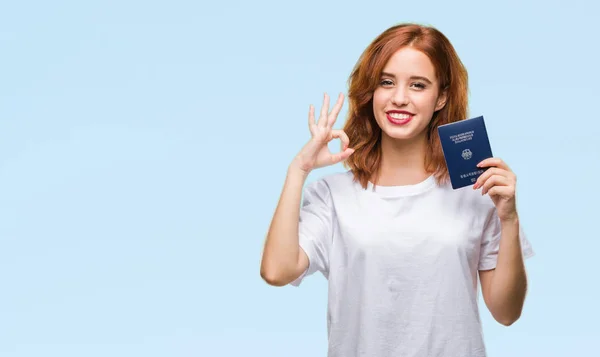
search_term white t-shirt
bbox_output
[291,171,534,357]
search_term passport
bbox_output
[437,115,493,190]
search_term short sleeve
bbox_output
[478,208,535,271]
[289,179,334,287]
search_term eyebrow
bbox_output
[380,72,433,85]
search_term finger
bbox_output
[487,185,515,198]
[327,93,345,128]
[481,175,512,195]
[330,148,355,165]
[473,167,513,189]
[318,93,330,128]
[331,129,350,150]
[308,104,316,135]
[477,157,511,171]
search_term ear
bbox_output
[435,88,448,111]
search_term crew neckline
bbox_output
[365,174,437,197]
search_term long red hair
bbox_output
[342,23,469,188]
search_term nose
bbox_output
[391,87,409,106]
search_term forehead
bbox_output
[381,47,437,80]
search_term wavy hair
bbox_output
[342,23,469,188]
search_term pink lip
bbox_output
[386,110,414,125]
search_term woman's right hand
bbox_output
[291,93,355,174]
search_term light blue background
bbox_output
[1,0,598,356]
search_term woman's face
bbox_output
[372,47,447,143]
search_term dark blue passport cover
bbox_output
[437,116,493,189]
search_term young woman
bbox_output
[260,23,534,357]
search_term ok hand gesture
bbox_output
[291,93,355,174]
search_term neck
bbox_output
[376,132,430,186]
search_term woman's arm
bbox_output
[260,93,352,287]
[475,157,530,326]
[479,217,528,326]
[260,166,310,287]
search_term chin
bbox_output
[382,129,420,141]
[380,122,427,142]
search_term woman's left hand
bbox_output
[473,157,518,222]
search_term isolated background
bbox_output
[1,0,598,356]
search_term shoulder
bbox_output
[306,170,355,190]
[436,180,497,214]
[303,171,355,201]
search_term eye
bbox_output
[379,79,394,86]
[411,82,426,90]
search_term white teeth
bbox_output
[389,113,412,119]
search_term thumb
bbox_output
[331,148,355,164]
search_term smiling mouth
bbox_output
[386,112,414,125]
